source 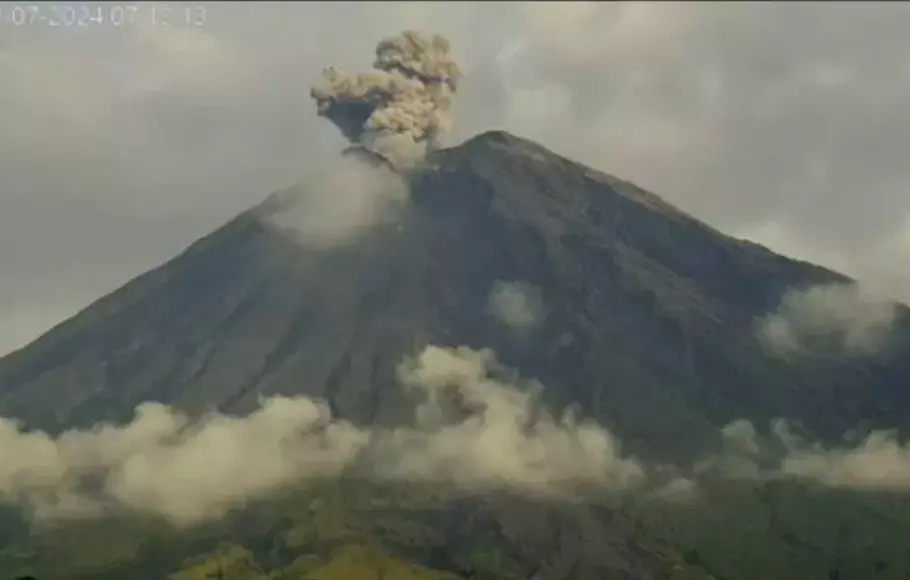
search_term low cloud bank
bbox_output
[0,396,367,525]
[0,345,641,526]
[781,430,910,490]
[4,343,909,527]
[368,345,643,494]
[700,418,910,492]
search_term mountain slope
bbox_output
[1,130,908,459]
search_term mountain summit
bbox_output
[1,130,907,459]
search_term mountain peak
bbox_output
[0,131,906,460]
[427,131,690,222]
[458,129,535,149]
[440,129,565,165]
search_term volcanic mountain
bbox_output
[1,130,908,461]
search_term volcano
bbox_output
[1,130,908,461]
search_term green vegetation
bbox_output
[2,477,910,580]
[171,545,265,580]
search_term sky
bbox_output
[2,1,910,356]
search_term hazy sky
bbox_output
[2,1,910,355]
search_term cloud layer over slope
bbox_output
[0,345,641,525]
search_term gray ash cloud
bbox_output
[310,30,462,168]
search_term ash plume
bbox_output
[310,30,462,168]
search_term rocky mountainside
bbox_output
[3,130,910,580]
[1,130,908,461]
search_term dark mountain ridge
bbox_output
[0,130,907,460]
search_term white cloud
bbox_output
[376,345,644,494]
[781,431,910,490]
[487,281,546,332]
[702,418,910,492]
[264,154,409,247]
[0,345,643,525]
[757,283,898,357]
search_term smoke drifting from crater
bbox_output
[310,30,462,168]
